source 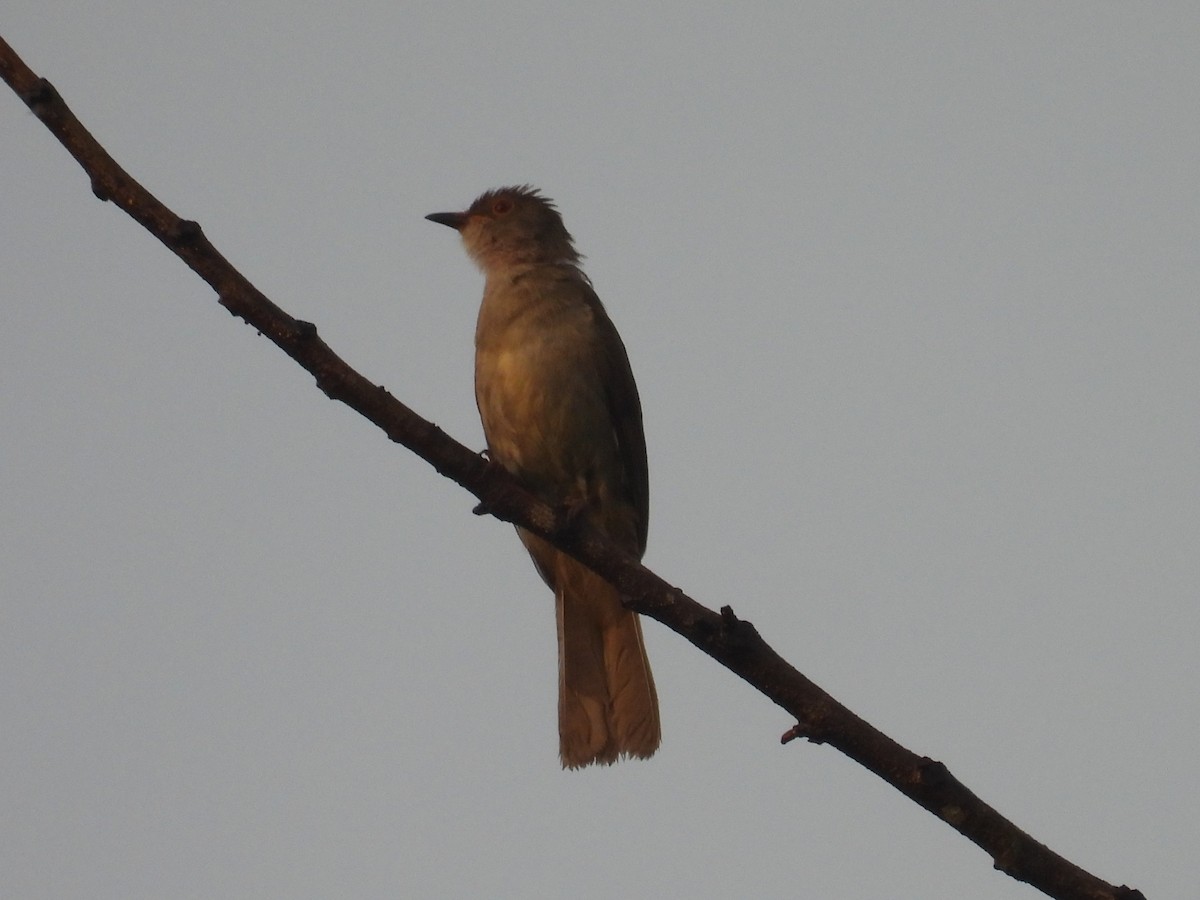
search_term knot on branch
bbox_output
[719,605,760,653]
[692,605,761,658]
[173,219,204,245]
[780,720,823,746]
[916,756,951,790]
[90,176,112,202]
[24,77,57,110]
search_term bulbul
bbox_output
[426,186,660,768]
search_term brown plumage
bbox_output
[427,186,660,767]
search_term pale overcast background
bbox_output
[3,4,1195,899]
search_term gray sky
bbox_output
[3,3,1195,898]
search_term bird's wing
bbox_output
[584,287,649,556]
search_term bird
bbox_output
[426,186,660,768]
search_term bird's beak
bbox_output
[425,211,468,230]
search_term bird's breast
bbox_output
[475,304,615,499]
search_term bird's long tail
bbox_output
[555,557,660,768]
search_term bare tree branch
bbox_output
[1,35,1145,900]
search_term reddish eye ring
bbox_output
[492,199,513,215]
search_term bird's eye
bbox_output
[492,198,513,215]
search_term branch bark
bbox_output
[1,35,1145,900]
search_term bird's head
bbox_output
[426,185,580,272]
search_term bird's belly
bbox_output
[476,343,615,499]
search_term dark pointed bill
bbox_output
[425,211,467,230]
